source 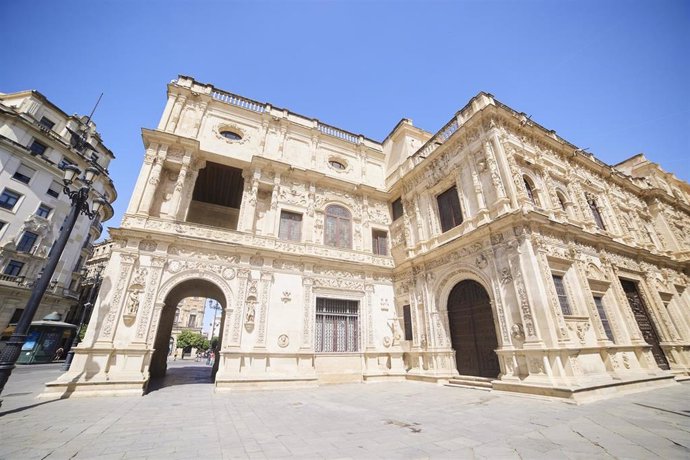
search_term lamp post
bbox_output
[0,164,106,402]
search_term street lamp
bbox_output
[0,163,107,403]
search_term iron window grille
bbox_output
[552,274,572,316]
[315,298,359,352]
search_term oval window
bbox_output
[220,130,242,141]
[329,159,346,170]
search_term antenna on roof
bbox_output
[84,92,104,126]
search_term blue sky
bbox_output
[1,0,688,238]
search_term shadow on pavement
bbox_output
[0,398,60,417]
[145,362,214,394]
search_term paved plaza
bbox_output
[1,362,689,459]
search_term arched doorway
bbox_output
[149,278,227,388]
[447,280,500,378]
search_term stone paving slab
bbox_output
[1,362,689,459]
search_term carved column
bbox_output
[483,139,510,213]
[365,283,375,350]
[230,269,250,346]
[138,146,168,216]
[265,174,281,236]
[301,277,314,349]
[133,257,166,346]
[239,170,260,232]
[168,153,191,219]
[490,135,519,209]
[93,252,136,346]
[256,272,273,348]
[468,157,488,216]
[165,95,186,133]
[508,250,543,345]
[127,146,157,215]
[178,159,204,222]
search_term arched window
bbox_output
[556,191,568,211]
[523,176,539,206]
[324,204,352,249]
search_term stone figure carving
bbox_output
[511,323,525,341]
[126,289,141,316]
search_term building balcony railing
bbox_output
[121,215,395,268]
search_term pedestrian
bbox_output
[206,350,212,365]
[53,347,64,361]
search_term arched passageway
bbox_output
[149,278,227,389]
[447,280,500,378]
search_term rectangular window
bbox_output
[0,189,22,210]
[17,231,38,253]
[437,186,463,232]
[552,274,572,315]
[90,152,99,163]
[391,197,403,221]
[4,260,24,277]
[36,204,52,218]
[12,164,36,184]
[188,314,197,328]
[372,229,389,256]
[403,305,413,341]
[47,181,61,198]
[39,117,55,130]
[315,298,359,352]
[593,296,614,341]
[10,308,24,324]
[278,210,302,241]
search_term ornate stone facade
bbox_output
[45,76,690,401]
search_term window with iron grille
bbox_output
[278,210,302,241]
[324,205,352,249]
[13,164,36,184]
[391,197,403,221]
[29,140,47,155]
[17,232,38,253]
[552,274,572,315]
[437,186,463,232]
[188,314,197,328]
[0,189,22,210]
[315,298,359,352]
[586,194,606,230]
[403,305,413,341]
[372,229,388,256]
[4,260,24,277]
[593,296,614,341]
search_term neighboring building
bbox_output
[0,91,116,346]
[48,76,690,402]
[170,296,205,354]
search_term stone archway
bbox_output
[447,279,500,378]
[149,278,228,382]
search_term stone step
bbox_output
[446,376,494,390]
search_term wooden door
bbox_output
[620,279,669,370]
[447,280,500,378]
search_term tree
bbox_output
[176,331,209,351]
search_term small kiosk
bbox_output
[15,312,77,364]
